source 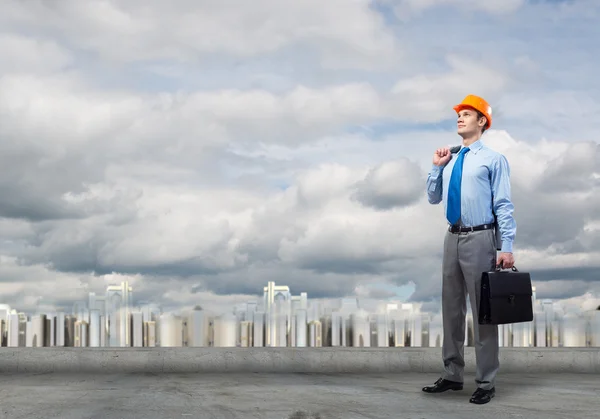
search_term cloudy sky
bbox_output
[0,0,598,316]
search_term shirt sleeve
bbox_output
[426,164,443,204]
[490,154,517,253]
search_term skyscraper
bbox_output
[106,281,133,347]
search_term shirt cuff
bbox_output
[501,241,513,253]
[430,164,442,177]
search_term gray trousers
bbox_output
[441,228,499,390]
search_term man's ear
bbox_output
[479,116,488,129]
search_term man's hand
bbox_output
[433,147,452,167]
[497,252,515,269]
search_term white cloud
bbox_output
[0,34,73,76]
[0,0,400,68]
[392,0,525,16]
[0,0,598,316]
[388,55,510,122]
[351,158,424,209]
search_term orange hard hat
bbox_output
[453,94,492,130]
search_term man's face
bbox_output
[456,107,485,136]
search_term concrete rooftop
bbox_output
[0,372,598,419]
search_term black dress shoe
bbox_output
[469,387,495,404]
[422,377,463,393]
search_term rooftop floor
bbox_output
[1,372,598,419]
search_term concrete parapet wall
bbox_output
[1,347,599,374]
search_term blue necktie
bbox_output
[447,147,470,225]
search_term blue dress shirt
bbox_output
[426,139,517,253]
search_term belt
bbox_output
[448,223,494,234]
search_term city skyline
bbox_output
[1,280,599,349]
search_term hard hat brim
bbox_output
[453,104,477,113]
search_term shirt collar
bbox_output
[463,139,483,154]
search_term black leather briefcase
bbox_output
[478,266,534,325]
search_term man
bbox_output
[422,94,517,405]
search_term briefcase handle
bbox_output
[495,264,519,272]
